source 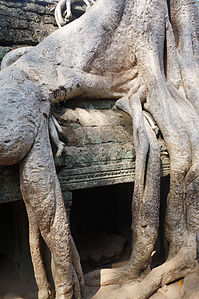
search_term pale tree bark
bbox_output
[0,0,199,298]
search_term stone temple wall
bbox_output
[0,0,58,62]
[0,0,86,62]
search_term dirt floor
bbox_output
[1,198,198,299]
[1,254,199,299]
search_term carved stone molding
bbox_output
[0,101,170,204]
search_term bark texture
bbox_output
[0,0,199,298]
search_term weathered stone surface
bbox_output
[0,0,56,48]
[0,0,88,63]
[0,0,56,62]
[0,165,20,203]
[0,100,170,204]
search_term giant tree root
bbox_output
[180,268,199,298]
[86,246,197,299]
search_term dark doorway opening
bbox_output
[71,183,133,272]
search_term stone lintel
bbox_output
[0,103,170,204]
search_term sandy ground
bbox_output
[0,258,37,299]
[1,274,199,299]
[0,277,188,299]
[1,256,199,299]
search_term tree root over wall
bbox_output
[86,0,199,297]
[1,0,199,297]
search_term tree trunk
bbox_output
[84,0,199,295]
